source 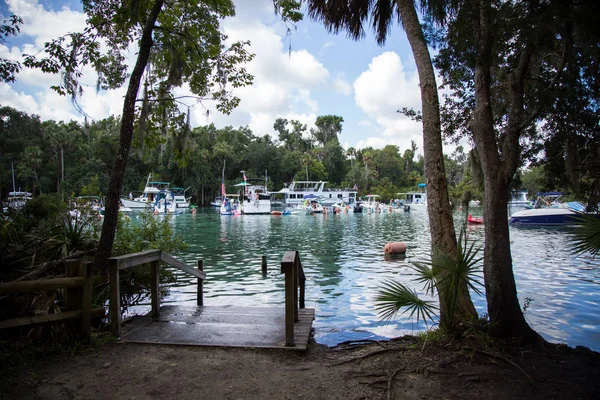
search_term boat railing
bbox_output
[280,251,306,347]
[108,249,206,337]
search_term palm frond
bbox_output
[434,225,484,297]
[571,214,600,257]
[374,280,437,326]
[411,261,436,296]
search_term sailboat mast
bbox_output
[11,162,16,192]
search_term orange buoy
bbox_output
[384,242,407,255]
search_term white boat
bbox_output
[509,192,597,226]
[171,187,191,208]
[241,193,272,215]
[5,191,33,211]
[509,201,590,226]
[332,202,354,213]
[295,199,324,214]
[359,194,385,213]
[277,181,357,207]
[220,194,241,215]
[240,182,271,215]
[210,196,224,207]
[152,190,178,214]
[121,174,169,209]
[395,192,428,211]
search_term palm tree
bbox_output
[306,0,476,330]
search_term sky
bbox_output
[0,0,453,155]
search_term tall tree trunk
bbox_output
[398,0,476,329]
[94,0,165,272]
[471,0,536,339]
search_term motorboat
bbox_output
[152,190,178,214]
[210,196,224,207]
[121,174,169,209]
[360,194,385,213]
[241,190,272,215]
[220,194,241,215]
[171,187,191,208]
[331,202,354,213]
[395,192,427,211]
[295,199,324,214]
[508,193,597,225]
[5,191,33,211]
[277,181,357,207]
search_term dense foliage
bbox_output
[0,105,443,206]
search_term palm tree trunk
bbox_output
[397,0,476,329]
[94,0,165,272]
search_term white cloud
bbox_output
[194,16,330,138]
[354,51,421,115]
[332,74,352,96]
[352,51,425,152]
[7,0,86,47]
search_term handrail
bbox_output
[0,260,97,340]
[280,251,306,346]
[108,250,205,337]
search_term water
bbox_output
[138,208,599,350]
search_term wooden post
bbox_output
[297,258,305,310]
[261,255,267,276]
[151,259,160,318]
[80,261,93,340]
[197,260,204,306]
[281,251,296,347]
[108,258,121,337]
[64,259,81,311]
[293,255,299,322]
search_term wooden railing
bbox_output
[108,249,206,337]
[280,251,306,346]
[0,260,101,340]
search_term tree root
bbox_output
[332,347,410,366]
[385,368,402,400]
[334,339,387,350]
[463,347,535,384]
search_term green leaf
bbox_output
[374,280,437,326]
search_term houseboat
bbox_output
[277,181,357,207]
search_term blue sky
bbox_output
[0,0,442,154]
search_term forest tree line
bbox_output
[0,104,592,207]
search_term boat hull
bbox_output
[121,198,152,209]
[241,199,271,215]
[509,208,592,226]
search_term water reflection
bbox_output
[143,208,599,350]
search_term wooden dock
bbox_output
[121,305,315,350]
[109,250,312,351]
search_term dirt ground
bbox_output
[1,334,599,400]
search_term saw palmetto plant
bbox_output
[375,226,483,328]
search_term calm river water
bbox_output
[141,208,599,350]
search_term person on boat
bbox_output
[128,192,133,200]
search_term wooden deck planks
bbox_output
[120,305,315,350]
